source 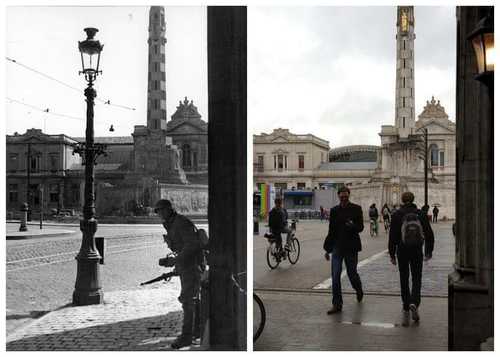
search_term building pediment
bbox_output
[417,119,455,135]
[271,136,289,143]
[418,96,449,120]
[167,120,207,135]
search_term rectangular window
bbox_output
[403,77,405,88]
[277,155,284,171]
[298,155,304,170]
[257,155,264,172]
[9,153,18,171]
[403,40,405,50]
[71,184,80,204]
[274,182,287,190]
[293,195,312,207]
[284,156,288,170]
[403,97,405,107]
[274,156,277,170]
[154,99,159,110]
[154,80,159,90]
[29,184,40,205]
[49,153,58,171]
[439,151,445,167]
[297,182,306,190]
[8,184,18,203]
[30,155,39,172]
[403,59,405,68]
[154,45,158,54]
[154,62,159,72]
[49,183,59,203]
[403,117,406,128]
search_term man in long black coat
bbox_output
[323,186,364,314]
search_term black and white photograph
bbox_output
[252,5,494,351]
[5,5,246,351]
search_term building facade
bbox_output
[166,97,208,184]
[253,128,330,191]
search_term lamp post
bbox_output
[72,27,106,306]
[416,127,429,207]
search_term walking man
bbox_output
[155,199,205,349]
[268,197,291,250]
[389,192,434,326]
[323,186,364,314]
[432,205,439,223]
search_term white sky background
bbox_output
[248,6,456,147]
[5,6,208,138]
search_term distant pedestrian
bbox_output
[432,205,439,222]
[382,203,391,232]
[323,186,364,314]
[389,192,434,326]
[368,203,379,236]
[320,206,324,221]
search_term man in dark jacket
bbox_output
[432,205,439,222]
[323,186,364,314]
[155,199,204,349]
[268,197,291,250]
[389,192,434,326]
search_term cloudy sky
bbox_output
[5,6,207,138]
[248,6,456,147]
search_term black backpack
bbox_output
[401,212,425,246]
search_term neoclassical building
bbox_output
[253,128,330,190]
[166,97,208,184]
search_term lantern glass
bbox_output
[472,34,486,73]
[78,28,103,77]
[484,33,494,72]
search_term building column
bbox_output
[449,6,494,350]
[207,6,246,350]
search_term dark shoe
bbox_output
[401,310,410,327]
[356,290,364,303]
[409,304,420,322]
[171,334,192,349]
[327,305,342,314]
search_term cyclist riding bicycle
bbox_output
[382,203,391,231]
[368,203,379,236]
[268,197,292,252]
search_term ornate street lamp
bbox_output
[72,28,106,306]
[415,127,429,207]
[467,11,494,88]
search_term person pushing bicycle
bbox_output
[268,197,292,252]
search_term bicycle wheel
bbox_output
[253,293,266,342]
[266,242,280,269]
[287,237,300,264]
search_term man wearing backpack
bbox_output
[389,192,434,326]
[155,199,205,349]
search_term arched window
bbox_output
[182,144,191,168]
[429,144,439,166]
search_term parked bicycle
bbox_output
[253,293,266,342]
[264,219,300,269]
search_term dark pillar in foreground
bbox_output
[207,6,247,350]
[449,6,494,350]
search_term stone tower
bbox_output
[132,6,187,184]
[395,6,416,140]
[147,6,167,131]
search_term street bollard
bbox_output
[19,202,28,232]
[95,237,105,265]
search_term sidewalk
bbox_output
[254,290,447,351]
[6,227,76,240]
[6,284,201,351]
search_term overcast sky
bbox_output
[248,6,456,147]
[5,6,207,138]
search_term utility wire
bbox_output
[6,97,84,121]
[6,56,136,111]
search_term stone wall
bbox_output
[159,184,208,214]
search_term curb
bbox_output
[6,230,76,240]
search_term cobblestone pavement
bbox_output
[254,290,447,351]
[6,223,208,337]
[314,222,454,297]
[6,286,205,351]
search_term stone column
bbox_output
[207,6,246,350]
[449,6,494,350]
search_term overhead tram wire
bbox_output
[6,97,84,121]
[6,56,136,111]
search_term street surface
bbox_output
[254,220,454,350]
[6,222,208,336]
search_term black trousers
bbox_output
[397,250,423,311]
